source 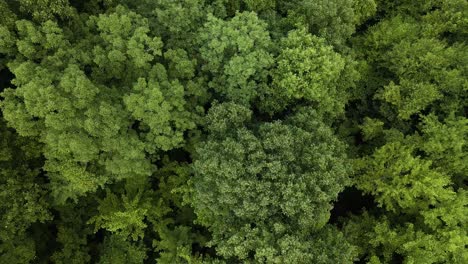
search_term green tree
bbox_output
[0,5,196,203]
[0,119,51,263]
[198,12,274,105]
[259,28,349,116]
[188,103,355,262]
[284,0,377,47]
[342,1,468,262]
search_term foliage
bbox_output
[0,0,466,263]
[198,11,274,105]
[188,103,354,262]
[259,28,348,115]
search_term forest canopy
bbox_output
[0,0,466,263]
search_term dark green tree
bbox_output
[188,103,355,262]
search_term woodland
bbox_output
[0,0,466,263]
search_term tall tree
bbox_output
[188,103,355,263]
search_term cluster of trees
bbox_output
[0,0,466,263]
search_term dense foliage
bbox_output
[0,0,466,263]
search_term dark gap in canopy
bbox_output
[0,66,15,93]
[329,186,377,226]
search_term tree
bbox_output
[259,28,349,116]
[283,0,377,47]
[188,103,355,262]
[342,1,468,262]
[197,12,274,105]
[0,119,51,264]
[0,5,196,203]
